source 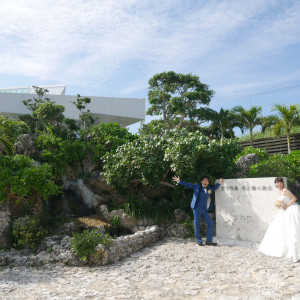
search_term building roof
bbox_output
[0,84,66,95]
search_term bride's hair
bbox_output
[274,177,284,187]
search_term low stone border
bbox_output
[0,225,171,267]
[93,225,165,265]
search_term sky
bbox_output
[0,0,299,135]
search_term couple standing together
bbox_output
[172,175,300,262]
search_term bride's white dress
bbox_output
[259,195,300,262]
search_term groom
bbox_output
[172,175,224,246]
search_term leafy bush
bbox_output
[0,155,60,203]
[35,135,93,178]
[70,229,113,261]
[83,122,137,160]
[102,128,241,187]
[249,151,300,184]
[11,216,46,250]
[235,146,269,161]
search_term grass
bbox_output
[237,126,300,142]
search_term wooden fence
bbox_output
[240,133,300,155]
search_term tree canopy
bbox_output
[147,71,215,128]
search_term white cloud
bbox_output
[0,0,299,100]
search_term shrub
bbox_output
[249,151,300,184]
[82,122,137,160]
[102,128,241,187]
[35,136,93,178]
[0,155,60,203]
[70,229,113,261]
[11,216,46,250]
[235,146,269,161]
[124,195,174,224]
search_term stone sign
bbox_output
[215,177,287,245]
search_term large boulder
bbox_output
[14,134,36,156]
[61,178,96,216]
[235,153,260,177]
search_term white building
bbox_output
[0,84,145,127]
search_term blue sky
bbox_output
[0,0,299,135]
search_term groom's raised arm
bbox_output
[210,178,224,192]
[172,175,196,190]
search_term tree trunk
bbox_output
[250,130,254,147]
[177,115,185,128]
[287,130,291,154]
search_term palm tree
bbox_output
[233,105,263,146]
[207,108,240,140]
[263,104,300,153]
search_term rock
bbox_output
[98,205,138,231]
[173,209,188,223]
[235,153,260,177]
[93,194,108,210]
[14,134,36,156]
[165,223,194,238]
[94,225,165,265]
[81,154,99,174]
[62,179,96,216]
[74,215,110,233]
[0,201,11,248]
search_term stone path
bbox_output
[1,237,300,300]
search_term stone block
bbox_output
[215,177,286,244]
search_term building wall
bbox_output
[0,93,145,127]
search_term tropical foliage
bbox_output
[233,105,263,146]
[102,128,241,187]
[263,104,300,153]
[206,108,240,140]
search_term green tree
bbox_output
[72,94,96,130]
[84,122,137,160]
[206,108,239,140]
[147,71,214,128]
[263,104,300,154]
[233,105,263,146]
[34,102,65,133]
[21,86,54,130]
[22,86,53,112]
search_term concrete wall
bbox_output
[215,177,287,245]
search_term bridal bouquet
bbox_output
[275,200,285,209]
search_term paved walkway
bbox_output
[1,237,300,300]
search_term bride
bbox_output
[259,177,300,263]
